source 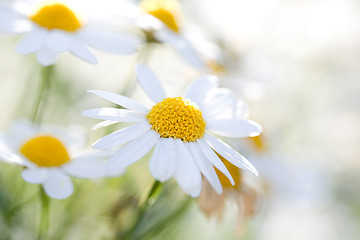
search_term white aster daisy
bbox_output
[83,65,262,197]
[0,0,139,65]
[0,120,110,199]
[136,0,205,69]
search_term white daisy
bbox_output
[0,120,112,199]
[83,65,262,197]
[135,0,206,69]
[0,0,139,66]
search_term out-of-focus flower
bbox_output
[0,121,110,199]
[136,0,206,69]
[0,0,138,65]
[83,64,262,197]
[199,154,260,232]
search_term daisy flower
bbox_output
[198,154,260,232]
[0,0,138,66]
[83,65,262,197]
[136,0,205,69]
[0,120,111,199]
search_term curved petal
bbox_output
[46,30,72,52]
[204,133,258,176]
[36,47,58,66]
[184,75,218,107]
[79,25,138,55]
[42,169,74,199]
[0,12,32,33]
[82,108,146,122]
[201,88,235,119]
[206,119,262,138]
[15,28,47,54]
[69,36,97,64]
[91,120,118,130]
[136,65,166,103]
[188,142,222,194]
[92,121,151,149]
[107,130,159,170]
[88,90,148,113]
[173,38,205,69]
[173,139,202,197]
[149,138,177,182]
[196,138,234,185]
[21,168,48,183]
[63,155,106,179]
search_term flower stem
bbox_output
[38,186,50,240]
[122,180,162,240]
[31,65,54,124]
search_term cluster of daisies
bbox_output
[0,1,262,223]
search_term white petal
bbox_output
[42,169,74,199]
[185,75,218,107]
[0,12,32,33]
[79,25,138,55]
[0,137,31,167]
[82,108,145,122]
[107,130,159,170]
[88,90,148,113]
[196,138,234,185]
[173,38,205,69]
[63,156,106,179]
[154,28,179,43]
[188,142,222,194]
[21,168,48,183]
[92,121,151,149]
[149,138,177,182]
[15,28,47,54]
[204,133,258,176]
[36,47,58,66]
[202,88,235,118]
[91,120,118,130]
[234,99,249,119]
[206,119,262,138]
[136,65,166,103]
[69,36,98,64]
[173,139,202,197]
[46,30,72,52]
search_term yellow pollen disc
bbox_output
[141,0,181,32]
[20,135,71,167]
[30,3,82,32]
[146,97,206,142]
[215,152,242,189]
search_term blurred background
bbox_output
[1,0,360,239]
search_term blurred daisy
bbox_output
[136,0,205,69]
[83,65,262,197]
[0,0,138,65]
[199,154,260,232]
[0,121,110,199]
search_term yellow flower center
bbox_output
[29,3,82,32]
[146,97,206,142]
[141,0,180,32]
[215,152,242,189]
[20,135,71,167]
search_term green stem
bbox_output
[122,180,162,240]
[31,65,54,124]
[38,186,50,240]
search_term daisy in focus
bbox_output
[0,121,109,199]
[199,154,260,232]
[136,0,206,69]
[0,0,138,65]
[83,64,262,197]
